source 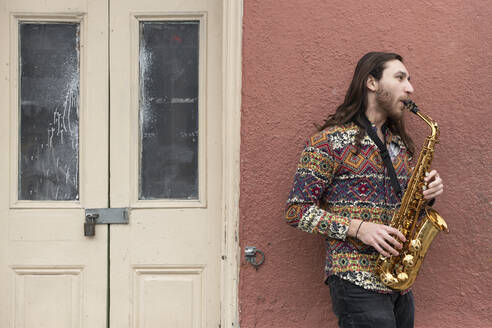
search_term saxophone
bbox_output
[375,100,449,290]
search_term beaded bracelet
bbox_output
[355,221,364,239]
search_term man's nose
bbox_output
[405,81,414,94]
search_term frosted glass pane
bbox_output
[139,21,199,200]
[19,23,80,200]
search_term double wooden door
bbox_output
[0,0,224,326]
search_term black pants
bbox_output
[326,276,414,328]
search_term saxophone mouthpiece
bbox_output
[403,99,419,114]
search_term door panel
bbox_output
[0,0,108,327]
[109,0,222,327]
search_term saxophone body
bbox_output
[375,100,449,291]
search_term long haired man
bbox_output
[285,52,443,328]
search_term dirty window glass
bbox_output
[139,21,199,200]
[19,23,80,200]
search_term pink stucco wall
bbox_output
[239,1,492,327]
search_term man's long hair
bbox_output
[319,52,415,157]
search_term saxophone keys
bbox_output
[380,272,398,286]
[397,272,409,282]
[409,239,422,252]
[402,254,415,268]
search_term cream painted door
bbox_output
[0,0,109,327]
[1,0,226,326]
[109,0,223,327]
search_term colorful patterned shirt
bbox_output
[285,122,411,292]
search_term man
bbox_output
[285,52,444,328]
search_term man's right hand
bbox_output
[348,219,406,257]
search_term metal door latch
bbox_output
[244,246,265,270]
[84,208,129,237]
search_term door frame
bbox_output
[220,0,242,326]
[1,0,242,325]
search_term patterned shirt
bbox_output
[285,122,411,292]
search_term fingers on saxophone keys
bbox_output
[387,235,403,250]
[425,178,444,192]
[375,239,397,257]
[434,185,444,196]
[427,175,442,188]
[387,227,406,243]
[424,184,444,199]
[381,240,400,256]
[424,169,437,182]
[375,245,390,258]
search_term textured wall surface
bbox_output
[239,0,492,327]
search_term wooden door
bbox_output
[0,0,109,327]
[109,0,224,327]
[0,0,234,326]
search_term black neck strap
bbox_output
[356,113,402,198]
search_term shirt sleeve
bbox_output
[285,143,351,240]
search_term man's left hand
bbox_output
[423,169,443,200]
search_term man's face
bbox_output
[374,60,414,120]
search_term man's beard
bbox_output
[375,87,402,120]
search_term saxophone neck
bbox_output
[405,100,439,139]
[415,110,439,139]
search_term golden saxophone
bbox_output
[376,100,449,290]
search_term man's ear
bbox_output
[366,75,378,92]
